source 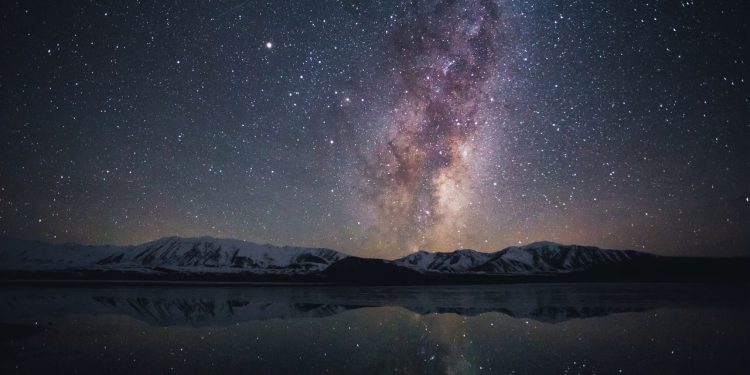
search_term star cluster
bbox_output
[0,0,747,258]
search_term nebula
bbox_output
[361,0,503,252]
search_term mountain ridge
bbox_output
[1,235,747,283]
[0,235,347,275]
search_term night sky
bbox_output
[1,0,748,258]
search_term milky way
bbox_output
[1,1,748,258]
[360,0,504,252]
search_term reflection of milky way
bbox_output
[364,0,502,251]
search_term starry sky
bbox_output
[1,0,748,258]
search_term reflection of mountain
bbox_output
[1,284,746,326]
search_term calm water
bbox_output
[0,283,748,374]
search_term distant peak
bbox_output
[454,248,481,253]
[525,241,564,247]
[144,235,254,246]
[409,248,483,256]
[404,250,431,256]
[193,235,219,242]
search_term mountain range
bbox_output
[0,236,747,283]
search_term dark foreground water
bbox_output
[0,283,748,374]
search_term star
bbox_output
[0,0,746,258]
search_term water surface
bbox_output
[1,283,748,374]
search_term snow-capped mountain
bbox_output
[396,241,655,274]
[0,236,347,275]
[394,249,491,272]
[475,241,653,274]
[96,236,346,274]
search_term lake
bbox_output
[1,283,748,374]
